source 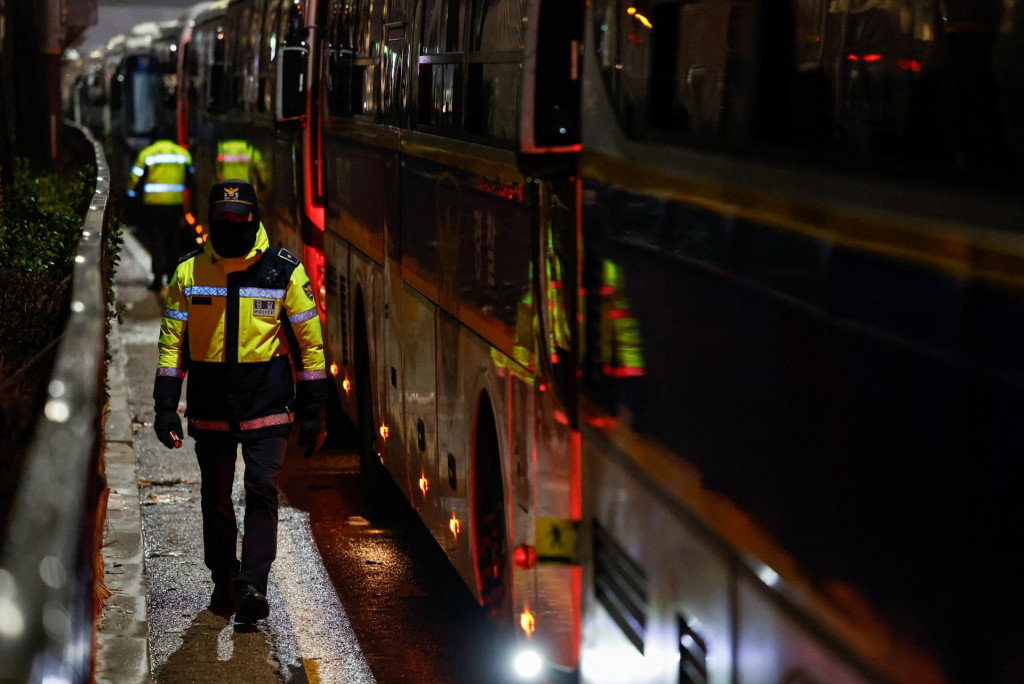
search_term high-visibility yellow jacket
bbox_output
[217,139,263,185]
[128,139,193,205]
[154,224,327,435]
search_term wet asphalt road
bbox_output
[117,228,508,684]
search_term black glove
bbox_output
[297,418,325,458]
[154,411,183,449]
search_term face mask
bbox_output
[209,219,258,258]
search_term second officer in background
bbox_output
[127,133,193,290]
[152,180,328,623]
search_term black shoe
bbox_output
[234,582,269,623]
[210,576,236,610]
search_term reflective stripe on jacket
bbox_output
[154,225,326,433]
[128,140,193,205]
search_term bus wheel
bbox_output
[473,393,509,621]
[354,294,379,486]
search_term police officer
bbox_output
[152,180,328,623]
[127,135,193,289]
[217,138,263,186]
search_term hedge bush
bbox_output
[0,155,96,531]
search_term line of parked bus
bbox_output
[66,2,1024,683]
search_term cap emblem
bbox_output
[223,186,239,200]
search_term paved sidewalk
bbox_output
[94,229,375,684]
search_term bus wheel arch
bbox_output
[472,390,510,621]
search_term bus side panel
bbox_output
[436,310,470,559]
[400,150,531,359]
[382,143,407,495]
[350,246,382,440]
[323,129,386,263]
[581,433,734,684]
[735,579,875,684]
[401,284,439,518]
[324,229,355,420]
[509,371,536,647]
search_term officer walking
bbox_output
[127,134,193,289]
[152,180,328,622]
[217,138,263,186]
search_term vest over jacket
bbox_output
[153,225,328,436]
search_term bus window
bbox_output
[780,0,1018,189]
[422,0,463,54]
[416,0,524,144]
[470,0,525,52]
[418,0,465,131]
[258,0,280,112]
[228,3,255,111]
[593,0,755,145]
[467,0,524,141]
[327,0,376,117]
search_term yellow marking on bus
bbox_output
[582,151,1024,290]
[536,518,578,563]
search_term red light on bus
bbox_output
[863,54,882,62]
[185,212,195,226]
[898,59,921,72]
[514,544,538,570]
[846,54,859,62]
[520,609,536,637]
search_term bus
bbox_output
[578,1,1024,683]
[170,0,1024,682]
[181,0,583,679]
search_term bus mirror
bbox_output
[275,45,307,126]
[520,1,582,153]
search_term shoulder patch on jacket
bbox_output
[277,249,299,265]
[178,248,204,263]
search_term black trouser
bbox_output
[141,203,187,286]
[194,432,288,594]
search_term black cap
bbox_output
[209,180,258,219]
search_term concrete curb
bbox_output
[94,318,152,684]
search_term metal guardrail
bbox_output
[0,122,111,683]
